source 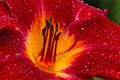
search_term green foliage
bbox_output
[94,77,102,80]
[84,0,120,24]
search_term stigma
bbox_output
[38,16,61,66]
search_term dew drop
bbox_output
[96,34,99,37]
[118,51,120,54]
[81,27,84,30]
[103,42,108,46]
[101,53,104,56]
[72,4,75,8]
[63,23,66,26]
[29,9,32,12]
[15,53,21,56]
[7,67,10,70]
[79,0,84,2]
[84,65,87,68]
[118,72,120,74]
[3,15,7,18]
[81,70,83,72]
[55,5,58,9]
[87,13,91,16]
[5,54,10,59]
[14,64,17,67]
[11,71,13,74]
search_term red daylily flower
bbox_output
[0,0,120,80]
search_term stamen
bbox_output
[46,20,49,28]
[42,27,47,36]
[56,32,61,41]
[38,17,61,66]
[49,16,52,23]
[56,23,59,32]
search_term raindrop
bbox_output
[3,15,7,18]
[118,51,120,54]
[81,27,84,30]
[89,54,93,57]
[87,62,90,65]
[79,0,84,2]
[110,70,113,73]
[10,6,13,9]
[15,27,19,31]
[86,51,90,54]
[96,34,99,37]
[72,4,75,8]
[7,67,10,70]
[86,69,89,72]
[118,72,120,74]
[105,70,108,73]
[29,9,32,12]
[5,55,10,59]
[101,53,104,56]
[63,23,66,26]
[109,55,112,58]
[87,13,91,16]
[55,5,58,9]
[103,42,108,46]
[91,62,94,65]
[58,0,62,3]
[15,53,21,56]
[11,71,13,74]
[14,64,17,67]
[84,65,87,68]
[71,1,74,4]
[116,75,119,78]
[29,71,34,73]
[81,70,83,72]
[16,38,20,41]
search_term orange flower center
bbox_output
[26,14,85,78]
[38,17,61,67]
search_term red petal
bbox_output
[0,28,25,64]
[0,55,84,80]
[0,56,56,80]
[42,0,80,29]
[0,1,12,17]
[63,15,120,79]
[75,1,108,20]
[6,0,40,32]
[67,16,120,50]
[0,17,16,29]
[65,50,120,80]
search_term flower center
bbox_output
[26,15,85,77]
[37,17,61,67]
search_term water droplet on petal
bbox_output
[15,53,21,56]
[5,55,10,59]
[63,23,66,26]
[29,9,32,12]
[81,27,84,30]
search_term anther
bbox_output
[42,27,47,36]
[56,32,61,41]
[56,23,59,32]
[50,25,54,34]
[49,16,52,23]
[38,16,61,66]
[46,20,49,27]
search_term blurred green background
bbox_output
[84,0,120,24]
